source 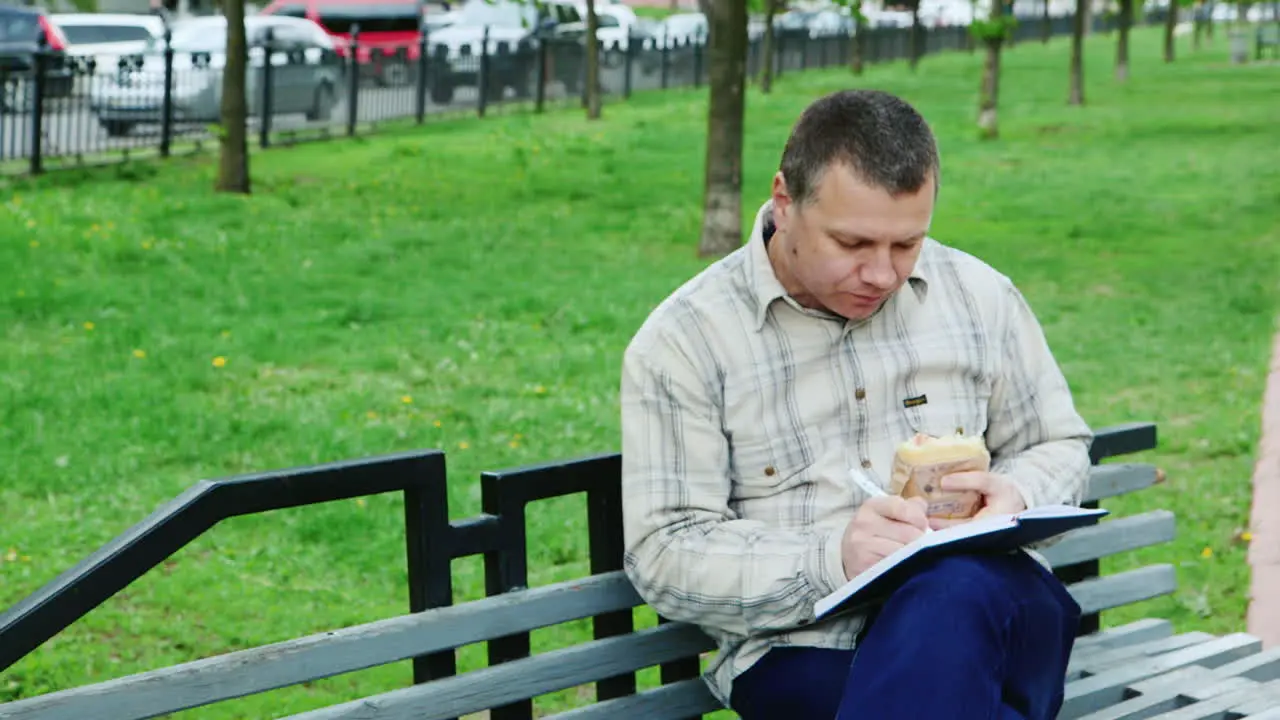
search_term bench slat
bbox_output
[1129,646,1280,696]
[1042,510,1176,568]
[1068,565,1177,615]
[1072,619,1175,654]
[1235,697,1280,716]
[1060,634,1267,718]
[1237,707,1280,719]
[546,679,721,719]
[280,623,718,720]
[1137,678,1280,720]
[1084,464,1161,503]
[1067,633,1218,680]
[0,572,645,720]
[1073,648,1280,720]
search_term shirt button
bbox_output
[861,459,872,469]
[854,388,866,400]
[764,466,776,477]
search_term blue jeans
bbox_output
[729,552,1082,720]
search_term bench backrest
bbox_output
[0,423,1169,720]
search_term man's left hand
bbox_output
[929,472,1027,530]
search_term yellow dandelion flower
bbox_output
[212,356,227,368]
[509,440,520,449]
[132,349,146,359]
[433,420,442,428]
[1242,532,1254,542]
[458,441,470,450]
[401,395,413,404]
[356,498,367,508]
[83,321,95,331]
[534,385,546,394]
[1200,547,1213,559]
[3,548,16,563]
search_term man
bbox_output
[619,89,1093,719]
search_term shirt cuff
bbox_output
[991,461,1048,510]
[807,522,849,600]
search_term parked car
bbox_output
[89,15,343,137]
[652,12,706,48]
[0,3,74,112]
[570,2,643,51]
[424,0,585,105]
[51,12,167,76]
[258,0,423,86]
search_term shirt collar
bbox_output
[744,200,931,331]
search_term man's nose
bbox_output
[861,254,897,290]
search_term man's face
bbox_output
[771,164,935,321]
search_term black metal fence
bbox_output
[0,11,1165,177]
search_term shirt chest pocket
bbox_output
[899,358,993,442]
[727,432,815,501]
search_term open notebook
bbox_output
[813,504,1108,620]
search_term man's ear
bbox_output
[771,171,792,225]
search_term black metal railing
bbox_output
[0,422,1157,717]
[0,11,1170,176]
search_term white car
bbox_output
[652,12,706,48]
[52,12,167,76]
[580,3,642,51]
[90,15,344,136]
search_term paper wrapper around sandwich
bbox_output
[888,433,990,520]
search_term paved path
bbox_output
[1248,332,1280,648]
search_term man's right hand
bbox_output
[840,496,931,579]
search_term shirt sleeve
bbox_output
[986,282,1095,510]
[619,328,848,639]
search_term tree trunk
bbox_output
[909,0,922,70]
[1163,0,1177,61]
[585,0,601,119]
[850,10,865,73]
[1069,0,1086,104]
[977,2,1004,140]
[1187,0,1198,48]
[698,0,748,259]
[1042,0,1052,42]
[216,0,250,193]
[1116,0,1132,79]
[760,0,777,92]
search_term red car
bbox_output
[257,0,428,86]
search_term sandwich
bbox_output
[889,432,991,520]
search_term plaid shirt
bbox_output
[619,201,1094,705]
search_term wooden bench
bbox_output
[0,421,1273,719]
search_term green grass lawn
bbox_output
[1,25,1278,718]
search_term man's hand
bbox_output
[930,472,1028,530]
[841,495,931,579]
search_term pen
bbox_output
[848,467,933,534]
